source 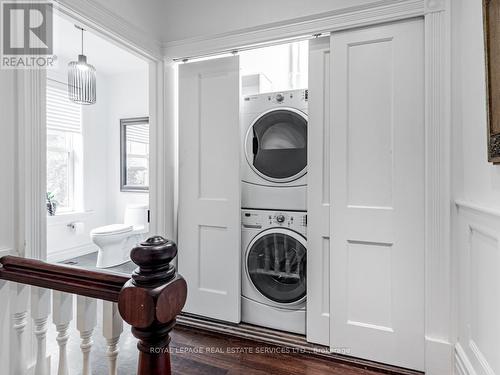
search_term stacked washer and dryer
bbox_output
[240,89,308,334]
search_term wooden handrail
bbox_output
[0,255,129,301]
[0,236,187,375]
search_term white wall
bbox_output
[105,70,149,224]
[454,0,500,206]
[452,0,500,374]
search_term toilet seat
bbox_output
[91,223,132,236]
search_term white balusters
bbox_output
[77,296,97,375]
[31,286,51,375]
[102,302,123,375]
[53,291,73,375]
[11,283,29,375]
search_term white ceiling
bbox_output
[87,0,382,44]
[52,11,148,75]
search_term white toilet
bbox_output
[90,204,149,268]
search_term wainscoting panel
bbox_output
[455,201,500,375]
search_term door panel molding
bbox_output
[330,19,425,370]
[178,56,241,323]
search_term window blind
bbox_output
[47,79,82,133]
[126,124,149,144]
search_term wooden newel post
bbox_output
[118,236,187,375]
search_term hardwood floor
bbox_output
[170,326,387,375]
[47,318,400,375]
[48,325,402,375]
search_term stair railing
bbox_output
[0,236,187,375]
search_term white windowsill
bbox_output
[46,210,95,226]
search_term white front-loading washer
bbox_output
[241,209,307,334]
[241,89,308,211]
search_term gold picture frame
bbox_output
[484,0,500,163]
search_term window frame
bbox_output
[120,116,150,192]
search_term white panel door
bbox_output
[178,56,241,323]
[330,19,424,370]
[307,36,331,346]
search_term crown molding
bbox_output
[163,0,425,60]
[54,0,163,61]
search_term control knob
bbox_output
[276,214,285,223]
[275,93,284,103]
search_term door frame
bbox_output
[164,1,452,374]
[17,1,171,260]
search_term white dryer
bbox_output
[241,209,307,334]
[241,89,308,211]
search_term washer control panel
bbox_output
[242,209,307,236]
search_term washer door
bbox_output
[246,228,306,305]
[245,108,307,183]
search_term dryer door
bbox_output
[246,228,307,305]
[245,108,307,183]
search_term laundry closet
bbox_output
[177,18,425,372]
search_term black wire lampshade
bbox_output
[68,27,96,105]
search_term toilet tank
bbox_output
[124,204,149,232]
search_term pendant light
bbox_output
[68,26,96,105]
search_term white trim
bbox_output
[163,0,425,59]
[47,243,97,263]
[0,248,14,257]
[423,1,453,373]
[16,70,47,260]
[425,336,453,375]
[455,199,500,219]
[455,343,477,375]
[424,0,446,14]
[54,0,162,60]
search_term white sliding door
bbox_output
[307,36,331,346]
[178,56,241,323]
[330,19,424,370]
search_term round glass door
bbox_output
[246,108,307,182]
[246,231,306,304]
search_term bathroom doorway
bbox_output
[45,10,151,266]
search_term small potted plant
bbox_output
[46,192,58,216]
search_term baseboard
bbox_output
[425,336,453,375]
[47,243,97,263]
[454,343,476,375]
[177,313,423,375]
[0,248,14,257]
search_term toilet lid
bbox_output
[91,224,133,235]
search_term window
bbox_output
[120,117,149,191]
[46,80,82,213]
[240,41,308,95]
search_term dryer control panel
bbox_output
[241,209,307,237]
[242,89,308,113]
